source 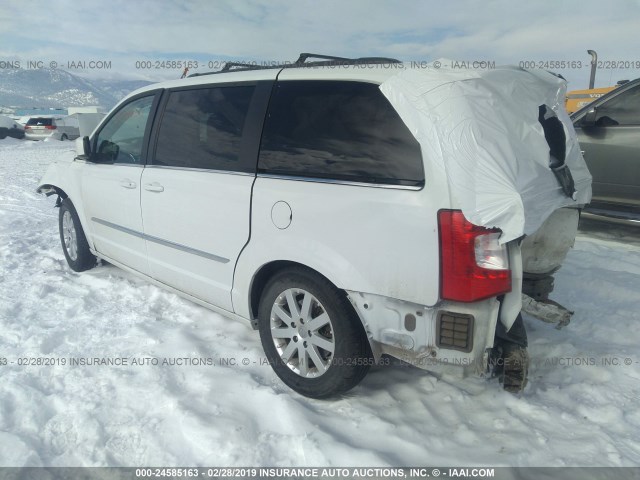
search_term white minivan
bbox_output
[38,54,591,398]
[25,115,81,141]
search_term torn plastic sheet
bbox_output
[380,60,592,243]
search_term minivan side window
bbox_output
[595,84,640,126]
[94,95,155,164]
[153,85,255,171]
[258,80,424,187]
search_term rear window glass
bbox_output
[26,118,53,126]
[258,80,424,187]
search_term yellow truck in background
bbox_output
[565,50,628,114]
[565,86,615,114]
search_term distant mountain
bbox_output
[90,79,155,104]
[0,69,150,110]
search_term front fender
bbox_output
[37,160,65,196]
[36,152,94,249]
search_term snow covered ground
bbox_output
[1,139,639,467]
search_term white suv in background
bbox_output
[38,54,591,398]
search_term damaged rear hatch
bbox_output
[380,61,592,329]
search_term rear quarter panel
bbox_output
[232,176,449,319]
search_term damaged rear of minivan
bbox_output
[361,62,592,393]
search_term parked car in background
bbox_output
[37,55,591,398]
[24,116,80,141]
[572,77,640,220]
[0,115,25,140]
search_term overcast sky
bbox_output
[1,0,639,89]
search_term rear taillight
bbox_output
[438,210,511,302]
[24,125,31,129]
[45,125,56,130]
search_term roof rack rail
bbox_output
[220,62,273,72]
[295,53,401,65]
[188,53,402,78]
[295,53,352,64]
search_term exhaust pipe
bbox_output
[587,49,597,89]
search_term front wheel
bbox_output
[59,198,96,272]
[258,268,373,398]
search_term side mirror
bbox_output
[581,108,597,126]
[75,136,92,160]
[83,136,92,156]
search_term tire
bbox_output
[496,314,529,393]
[258,267,373,398]
[0,128,7,140]
[59,198,96,272]
[60,134,68,141]
[501,343,529,393]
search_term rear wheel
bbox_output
[59,198,96,272]
[493,314,529,393]
[258,267,372,398]
[60,134,68,141]
[502,343,529,393]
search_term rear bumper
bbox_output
[25,131,54,141]
[346,290,501,376]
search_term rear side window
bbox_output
[258,81,423,187]
[153,85,255,172]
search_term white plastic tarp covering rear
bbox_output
[380,61,592,243]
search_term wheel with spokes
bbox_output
[59,198,96,272]
[258,267,372,398]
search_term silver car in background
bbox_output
[24,116,81,141]
[572,77,640,221]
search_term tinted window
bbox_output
[595,84,640,126]
[94,95,155,164]
[153,86,255,171]
[27,117,53,126]
[258,81,423,186]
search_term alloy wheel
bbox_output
[270,288,335,378]
[62,210,78,261]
